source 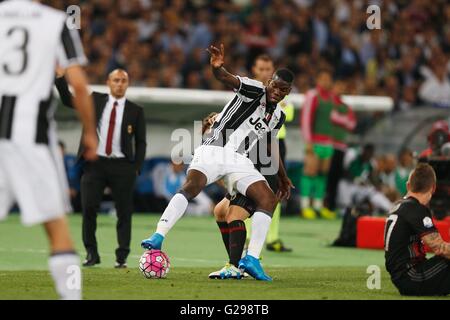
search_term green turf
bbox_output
[0,214,448,300]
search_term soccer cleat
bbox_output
[319,207,337,220]
[266,239,293,252]
[208,263,242,279]
[301,207,317,220]
[238,255,272,281]
[141,233,164,250]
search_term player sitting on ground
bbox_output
[384,163,450,296]
[141,44,293,281]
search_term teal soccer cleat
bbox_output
[141,233,164,250]
[238,255,272,281]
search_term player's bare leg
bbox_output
[44,217,82,300]
[141,169,207,250]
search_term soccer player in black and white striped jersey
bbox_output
[0,0,97,299]
[142,44,294,281]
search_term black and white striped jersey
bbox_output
[0,0,87,145]
[203,76,286,156]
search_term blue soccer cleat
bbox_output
[238,255,272,281]
[141,233,164,250]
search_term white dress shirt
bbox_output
[97,95,126,158]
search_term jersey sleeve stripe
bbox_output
[60,24,87,66]
[61,24,77,59]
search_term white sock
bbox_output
[48,253,82,300]
[313,198,323,210]
[156,193,189,237]
[301,197,310,209]
[247,211,272,259]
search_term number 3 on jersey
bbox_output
[384,214,398,251]
[2,26,29,76]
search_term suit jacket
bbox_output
[55,77,147,172]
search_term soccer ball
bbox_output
[139,249,170,279]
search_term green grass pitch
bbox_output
[0,214,447,300]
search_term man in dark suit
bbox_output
[55,68,147,268]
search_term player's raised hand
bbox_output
[206,44,225,68]
[207,113,218,126]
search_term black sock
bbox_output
[217,221,230,261]
[228,220,247,267]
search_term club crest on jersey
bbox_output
[423,217,433,228]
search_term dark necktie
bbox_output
[105,101,118,156]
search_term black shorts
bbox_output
[224,174,278,217]
[392,256,450,296]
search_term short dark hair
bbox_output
[253,54,273,65]
[273,68,294,84]
[409,163,436,193]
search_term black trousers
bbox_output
[393,256,450,296]
[326,148,345,211]
[81,157,136,262]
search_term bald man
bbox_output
[55,68,147,268]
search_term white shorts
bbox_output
[0,142,71,226]
[188,145,266,196]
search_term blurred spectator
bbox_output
[378,154,397,189]
[338,144,393,215]
[326,78,356,212]
[346,143,376,182]
[395,148,414,196]
[378,154,401,202]
[419,57,450,108]
[419,120,450,159]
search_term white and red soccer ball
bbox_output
[139,249,170,279]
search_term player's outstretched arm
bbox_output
[65,65,98,161]
[54,66,76,109]
[422,232,450,259]
[206,44,240,90]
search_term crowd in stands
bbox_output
[338,144,414,214]
[45,0,450,110]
